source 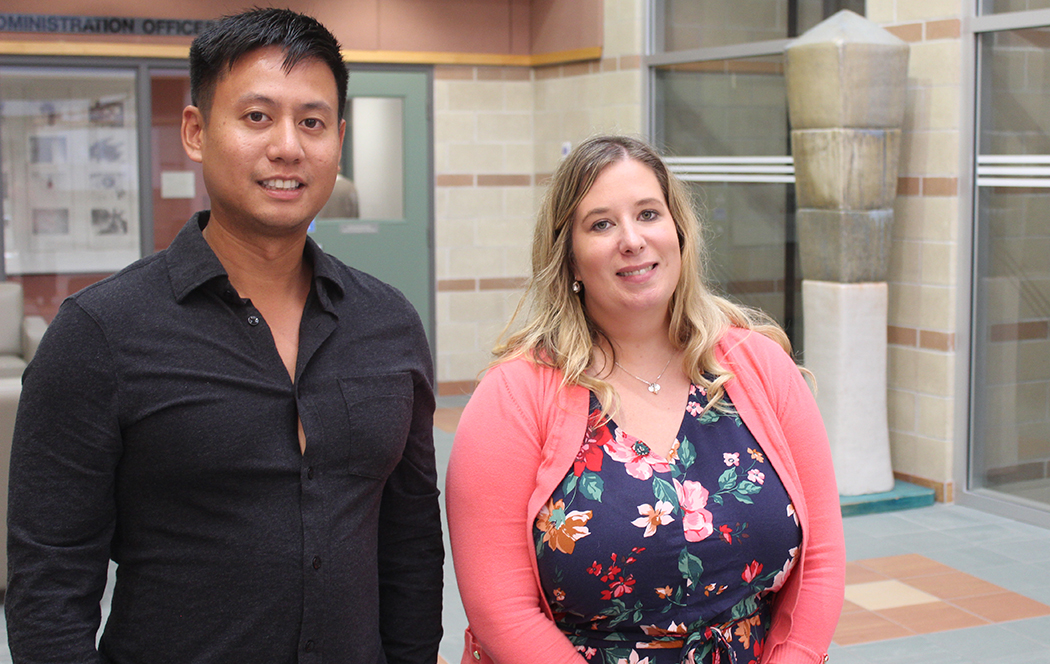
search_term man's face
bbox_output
[182,46,346,238]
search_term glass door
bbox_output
[971,25,1050,515]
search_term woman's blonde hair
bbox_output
[495,135,790,416]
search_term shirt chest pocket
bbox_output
[338,373,414,480]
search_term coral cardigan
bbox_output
[446,328,845,664]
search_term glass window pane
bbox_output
[980,0,1050,13]
[653,56,801,347]
[320,96,404,221]
[979,29,1050,155]
[655,57,788,156]
[1,66,139,275]
[701,181,801,343]
[973,29,1050,508]
[661,0,865,51]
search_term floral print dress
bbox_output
[534,386,802,664]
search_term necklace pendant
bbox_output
[649,383,660,394]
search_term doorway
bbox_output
[308,67,435,345]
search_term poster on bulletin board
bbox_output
[1,66,140,274]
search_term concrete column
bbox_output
[784,11,908,495]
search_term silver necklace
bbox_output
[615,355,674,395]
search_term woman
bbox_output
[446,135,844,664]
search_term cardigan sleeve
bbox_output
[733,332,846,664]
[445,362,587,664]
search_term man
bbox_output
[6,9,443,663]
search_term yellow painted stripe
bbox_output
[0,40,601,66]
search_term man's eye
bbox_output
[248,112,265,122]
[303,118,321,129]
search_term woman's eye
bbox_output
[640,209,658,221]
[593,220,611,231]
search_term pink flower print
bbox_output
[615,651,650,664]
[674,478,714,542]
[746,469,765,485]
[606,429,672,480]
[723,452,740,467]
[741,560,763,584]
[631,501,675,537]
[770,546,799,592]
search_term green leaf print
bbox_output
[566,633,588,647]
[606,600,645,628]
[730,594,758,621]
[718,468,738,491]
[678,437,696,470]
[737,480,761,495]
[652,476,678,512]
[600,598,628,619]
[579,471,604,502]
[562,473,578,496]
[602,648,635,664]
[699,408,721,425]
[678,547,704,589]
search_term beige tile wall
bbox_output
[433,65,535,390]
[873,0,963,497]
[433,0,645,393]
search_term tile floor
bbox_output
[4,401,1050,664]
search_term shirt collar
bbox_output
[166,211,346,307]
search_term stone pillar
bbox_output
[785,11,908,495]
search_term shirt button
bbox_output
[313,556,322,570]
[305,640,315,652]
[307,467,315,480]
[247,315,260,326]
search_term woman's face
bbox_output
[570,158,682,330]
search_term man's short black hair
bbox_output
[189,7,349,121]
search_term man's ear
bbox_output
[181,105,205,164]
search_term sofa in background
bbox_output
[0,281,47,379]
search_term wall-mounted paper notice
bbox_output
[161,171,195,199]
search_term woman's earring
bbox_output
[571,280,581,294]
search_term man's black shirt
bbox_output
[7,212,443,663]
